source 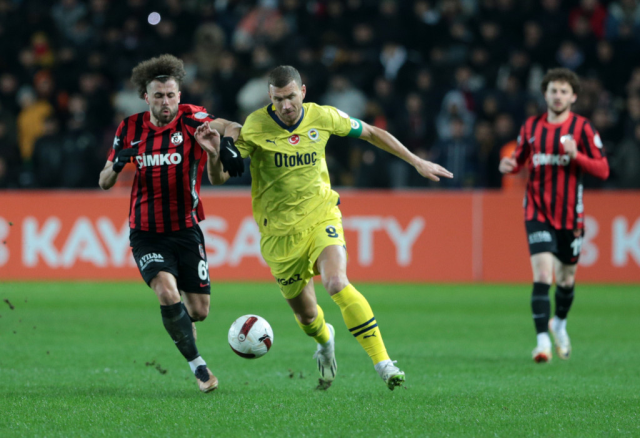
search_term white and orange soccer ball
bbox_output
[228,315,274,359]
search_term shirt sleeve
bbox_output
[512,124,530,173]
[183,111,216,136]
[323,106,358,137]
[107,121,126,161]
[235,130,255,159]
[579,121,606,159]
[575,122,609,180]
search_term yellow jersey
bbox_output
[235,102,362,236]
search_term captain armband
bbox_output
[346,118,364,138]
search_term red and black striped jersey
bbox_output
[514,112,609,230]
[107,104,214,232]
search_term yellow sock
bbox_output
[295,304,331,344]
[331,284,389,364]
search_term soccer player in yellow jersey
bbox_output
[197,66,452,390]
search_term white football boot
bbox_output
[532,332,552,363]
[375,360,406,390]
[549,317,571,360]
[314,323,337,390]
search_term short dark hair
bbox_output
[540,68,581,95]
[130,54,186,98]
[267,65,302,89]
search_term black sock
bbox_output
[531,282,551,334]
[555,284,575,320]
[160,302,199,361]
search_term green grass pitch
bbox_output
[0,282,638,437]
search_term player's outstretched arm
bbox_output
[195,123,230,185]
[359,121,453,182]
[499,155,518,174]
[208,118,241,141]
[208,118,244,178]
[98,147,137,190]
[561,138,610,180]
[99,161,118,190]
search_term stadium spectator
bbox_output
[390,93,434,187]
[0,118,20,188]
[431,116,478,188]
[622,94,640,138]
[569,0,607,40]
[437,90,475,140]
[321,75,367,120]
[536,0,570,41]
[16,86,53,164]
[31,117,64,188]
[51,0,88,40]
[606,0,640,40]
[610,122,640,188]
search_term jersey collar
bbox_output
[267,104,305,133]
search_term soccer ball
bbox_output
[228,315,274,359]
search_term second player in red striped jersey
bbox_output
[499,68,609,365]
[514,110,608,229]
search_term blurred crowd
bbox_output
[1,0,640,190]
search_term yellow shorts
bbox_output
[260,208,346,299]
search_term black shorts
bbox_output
[525,221,584,265]
[130,225,210,294]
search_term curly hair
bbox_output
[130,54,186,98]
[540,68,581,95]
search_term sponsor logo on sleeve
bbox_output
[113,136,120,149]
[594,133,603,148]
[350,119,360,129]
[337,109,349,119]
[194,112,209,119]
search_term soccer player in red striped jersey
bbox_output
[499,68,609,363]
[98,54,241,392]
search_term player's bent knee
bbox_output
[535,275,553,285]
[153,286,180,305]
[190,307,209,321]
[296,310,318,326]
[323,275,349,295]
[533,271,553,285]
[557,278,575,288]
